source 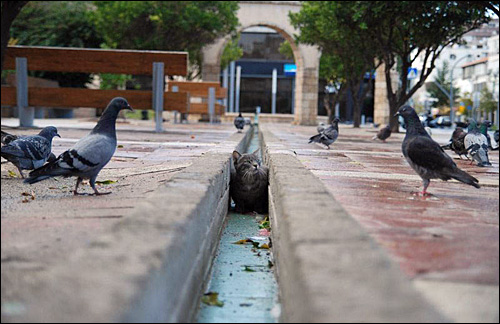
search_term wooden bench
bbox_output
[167,81,226,121]
[1,45,189,131]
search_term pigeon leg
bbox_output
[16,167,25,179]
[421,179,432,196]
[90,177,111,196]
[73,177,83,195]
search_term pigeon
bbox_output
[2,129,58,162]
[309,118,340,149]
[479,120,493,150]
[494,130,499,149]
[464,120,491,167]
[24,97,133,195]
[234,112,245,133]
[1,127,60,178]
[395,105,479,196]
[441,127,469,159]
[372,124,391,142]
[317,122,326,133]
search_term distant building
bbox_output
[413,19,499,109]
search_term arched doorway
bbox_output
[202,2,320,126]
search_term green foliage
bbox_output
[426,60,460,108]
[278,40,294,61]
[220,34,243,70]
[10,1,103,87]
[354,1,490,119]
[91,1,239,78]
[479,87,498,113]
[99,73,133,90]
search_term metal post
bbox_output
[152,62,164,132]
[335,102,340,118]
[208,87,215,124]
[172,85,179,124]
[229,61,235,113]
[450,69,455,124]
[271,68,277,114]
[235,65,241,113]
[16,57,33,127]
[291,76,295,115]
[223,67,229,112]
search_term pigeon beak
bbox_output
[126,105,134,112]
[56,133,61,138]
[394,112,400,117]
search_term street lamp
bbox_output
[449,54,472,124]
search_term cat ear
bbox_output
[232,151,242,163]
[252,148,260,156]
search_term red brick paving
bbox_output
[264,123,499,285]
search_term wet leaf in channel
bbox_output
[201,292,224,307]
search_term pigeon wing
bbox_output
[406,136,456,171]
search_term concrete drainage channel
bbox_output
[196,126,279,323]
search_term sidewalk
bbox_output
[1,120,236,322]
[261,123,499,322]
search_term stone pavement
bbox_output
[261,123,499,322]
[1,119,236,321]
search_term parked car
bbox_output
[428,116,452,128]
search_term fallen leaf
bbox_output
[243,266,256,272]
[201,292,224,307]
[259,243,270,250]
[95,180,117,185]
[259,229,271,237]
[7,170,17,178]
[190,135,196,139]
[117,144,124,148]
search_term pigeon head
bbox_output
[482,120,492,128]
[107,97,133,113]
[332,117,341,124]
[38,126,61,139]
[467,119,478,132]
[394,105,418,120]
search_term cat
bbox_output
[230,149,269,214]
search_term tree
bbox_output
[1,1,28,72]
[426,60,460,108]
[356,1,490,131]
[290,1,380,127]
[479,87,498,114]
[220,34,243,70]
[91,1,239,79]
[9,1,103,87]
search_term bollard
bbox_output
[152,62,164,132]
[208,87,215,124]
[16,57,33,127]
[172,85,179,124]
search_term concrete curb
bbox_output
[260,125,450,323]
[10,128,253,323]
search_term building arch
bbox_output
[202,1,320,125]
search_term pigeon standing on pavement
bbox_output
[234,112,245,133]
[464,120,491,167]
[372,124,392,142]
[1,127,60,178]
[494,130,499,150]
[479,120,493,150]
[441,127,469,159]
[309,118,340,150]
[2,129,58,163]
[395,105,479,196]
[24,97,133,195]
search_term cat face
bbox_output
[232,149,267,181]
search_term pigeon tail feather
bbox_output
[446,167,480,189]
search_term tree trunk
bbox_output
[1,1,28,72]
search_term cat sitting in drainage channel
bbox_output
[230,149,269,214]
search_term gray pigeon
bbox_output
[234,113,245,133]
[441,127,469,159]
[395,105,479,196]
[1,127,60,178]
[372,124,392,142]
[494,130,499,145]
[479,120,493,150]
[309,118,340,149]
[2,129,58,163]
[464,120,491,167]
[24,97,133,195]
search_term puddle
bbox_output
[196,126,279,323]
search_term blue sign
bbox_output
[407,67,418,80]
[284,64,296,76]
